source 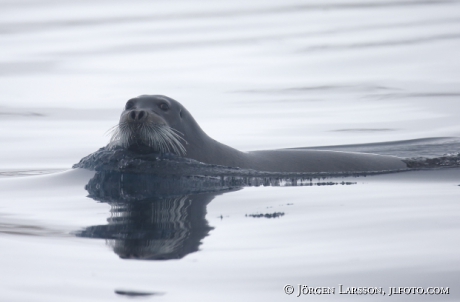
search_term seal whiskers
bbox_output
[108,122,187,156]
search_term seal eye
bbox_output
[125,101,134,110]
[159,103,169,111]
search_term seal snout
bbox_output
[128,109,147,122]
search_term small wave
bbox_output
[404,153,460,169]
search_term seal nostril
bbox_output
[138,110,145,120]
[130,111,136,120]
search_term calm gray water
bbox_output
[1,0,460,301]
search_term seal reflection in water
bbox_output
[77,171,217,260]
[108,95,408,173]
[77,169,349,260]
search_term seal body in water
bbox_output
[108,95,407,173]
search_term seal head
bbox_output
[109,95,187,155]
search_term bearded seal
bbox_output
[108,95,408,173]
